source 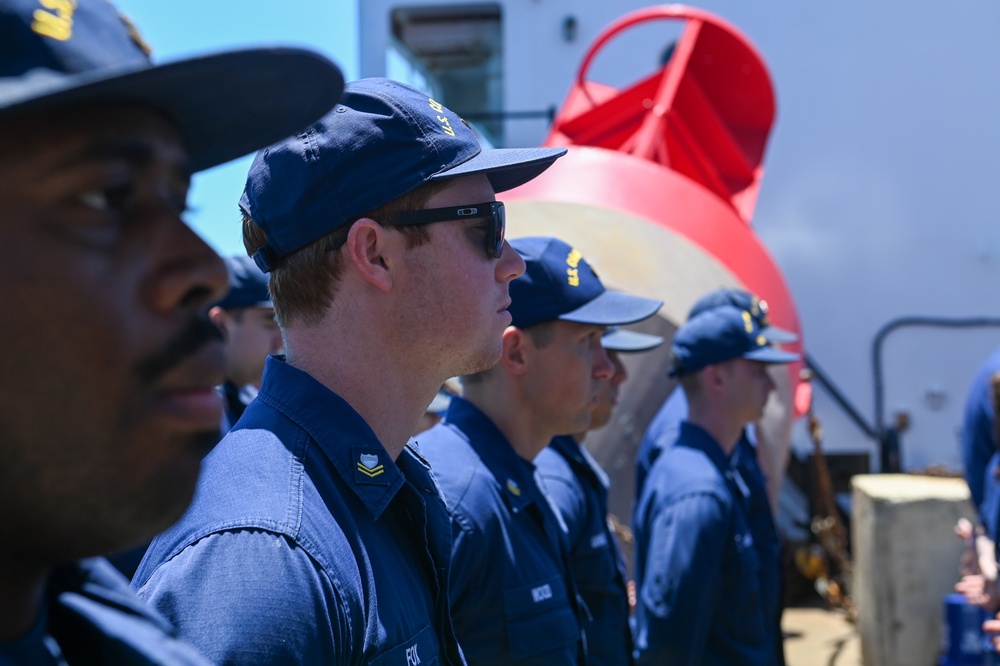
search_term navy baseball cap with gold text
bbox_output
[688,287,797,344]
[507,237,663,330]
[241,78,568,272]
[669,305,799,377]
[0,0,345,172]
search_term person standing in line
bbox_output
[134,79,566,664]
[535,326,664,666]
[418,236,663,665]
[633,305,798,665]
[0,0,343,661]
[634,288,798,665]
[209,255,284,430]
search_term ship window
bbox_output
[389,4,503,146]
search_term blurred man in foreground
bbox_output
[0,0,342,661]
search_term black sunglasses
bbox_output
[395,201,506,259]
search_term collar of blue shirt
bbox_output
[441,396,542,513]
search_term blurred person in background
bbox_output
[535,326,663,666]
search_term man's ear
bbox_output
[702,364,727,396]
[208,306,229,340]
[345,218,394,292]
[499,326,529,375]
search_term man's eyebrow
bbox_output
[54,136,192,182]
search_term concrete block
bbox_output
[851,474,976,666]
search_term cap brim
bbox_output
[761,325,798,344]
[0,48,344,173]
[431,147,567,193]
[560,291,663,327]
[602,328,664,352]
[744,346,801,365]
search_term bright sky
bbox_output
[114,0,358,257]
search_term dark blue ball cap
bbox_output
[213,255,273,311]
[240,78,568,273]
[602,327,664,353]
[688,287,798,344]
[508,237,663,329]
[669,305,800,377]
[0,0,344,172]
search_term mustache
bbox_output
[134,314,224,384]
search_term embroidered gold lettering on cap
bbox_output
[506,479,521,497]
[757,335,766,346]
[566,248,583,287]
[32,0,77,42]
[741,310,753,333]
[428,97,456,137]
[357,452,384,478]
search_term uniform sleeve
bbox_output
[634,491,730,666]
[636,392,687,500]
[447,512,486,613]
[136,530,349,665]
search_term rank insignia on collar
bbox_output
[353,448,390,485]
[506,479,521,497]
[358,453,383,477]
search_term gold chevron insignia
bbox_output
[357,463,385,478]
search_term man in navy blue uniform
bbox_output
[418,236,662,665]
[633,305,798,666]
[134,80,566,664]
[962,346,1000,518]
[635,288,798,503]
[209,255,283,430]
[0,0,343,662]
[535,326,663,666]
[953,347,1000,617]
[634,288,798,664]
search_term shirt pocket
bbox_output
[570,538,617,599]
[503,575,580,659]
[368,624,440,666]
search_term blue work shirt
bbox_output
[535,435,632,666]
[635,387,784,663]
[732,437,785,666]
[0,558,209,665]
[962,346,1000,515]
[634,386,688,504]
[133,356,464,666]
[417,397,586,665]
[633,422,773,666]
[982,453,1000,544]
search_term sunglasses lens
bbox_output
[492,203,506,258]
